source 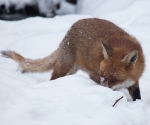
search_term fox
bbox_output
[1,18,145,101]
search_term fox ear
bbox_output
[101,41,113,59]
[121,50,138,65]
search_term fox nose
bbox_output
[102,82,109,87]
[101,81,109,87]
[100,77,109,87]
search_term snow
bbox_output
[0,0,150,125]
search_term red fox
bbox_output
[1,18,145,101]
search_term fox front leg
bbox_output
[128,81,141,101]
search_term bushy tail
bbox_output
[1,50,57,73]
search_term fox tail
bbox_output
[1,50,57,73]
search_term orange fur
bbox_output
[1,18,145,101]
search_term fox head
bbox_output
[100,41,138,90]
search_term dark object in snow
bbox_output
[112,96,124,107]
[0,4,45,21]
[0,0,76,21]
[66,0,77,5]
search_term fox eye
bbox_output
[110,78,117,83]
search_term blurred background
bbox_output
[0,0,78,20]
[1,0,143,21]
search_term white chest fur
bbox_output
[111,79,135,90]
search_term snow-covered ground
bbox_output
[0,0,150,125]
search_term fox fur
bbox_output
[1,18,145,101]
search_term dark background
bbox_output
[0,0,77,21]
